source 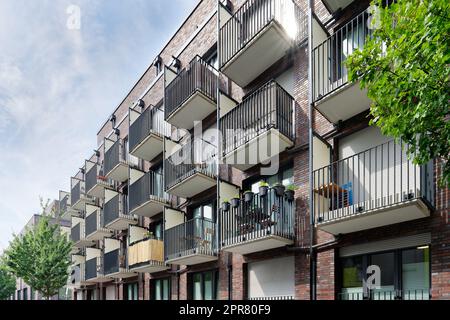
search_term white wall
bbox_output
[105,285,116,300]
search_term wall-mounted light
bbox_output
[172,56,181,71]
[114,128,120,136]
[136,99,145,109]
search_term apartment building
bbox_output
[60,0,449,301]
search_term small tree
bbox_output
[0,263,16,300]
[346,0,449,186]
[3,199,72,300]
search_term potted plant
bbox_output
[231,195,240,208]
[258,181,269,197]
[272,182,285,197]
[244,190,254,203]
[145,231,155,239]
[284,184,298,202]
[221,199,230,212]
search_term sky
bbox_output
[0,0,198,252]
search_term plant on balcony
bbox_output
[244,190,254,203]
[258,181,269,197]
[346,0,450,186]
[221,199,230,212]
[231,195,240,208]
[144,231,155,240]
[284,184,298,202]
[272,182,285,197]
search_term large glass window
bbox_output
[153,278,170,300]
[402,247,430,300]
[341,255,364,300]
[22,288,28,301]
[247,165,294,194]
[125,283,138,300]
[190,270,218,300]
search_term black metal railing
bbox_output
[104,194,128,226]
[313,140,434,223]
[164,218,217,261]
[312,9,371,102]
[59,195,68,216]
[129,171,166,213]
[221,80,294,156]
[71,181,81,206]
[104,140,126,176]
[85,164,99,194]
[220,188,294,247]
[85,211,97,237]
[85,258,97,280]
[71,223,81,243]
[164,140,217,192]
[165,56,217,120]
[104,249,119,275]
[219,0,307,68]
[130,107,171,153]
[339,289,431,300]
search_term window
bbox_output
[246,165,294,193]
[23,287,28,300]
[152,278,171,300]
[191,202,214,221]
[339,246,430,300]
[190,270,218,300]
[149,220,163,240]
[125,283,138,300]
[17,290,21,301]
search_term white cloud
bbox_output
[0,0,198,251]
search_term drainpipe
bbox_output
[307,0,317,301]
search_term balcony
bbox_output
[70,253,93,287]
[104,138,129,182]
[219,0,307,87]
[322,0,355,13]
[104,239,136,279]
[129,106,171,161]
[103,190,137,231]
[85,204,113,241]
[220,189,294,254]
[165,56,217,130]
[85,249,111,283]
[312,10,372,123]
[85,160,113,198]
[128,226,168,273]
[129,170,169,218]
[164,142,216,198]
[58,191,71,220]
[221,81,295,170]
[165,218,217,265]
[71,178,95,211]
[313,140,434,235]
[70,220,93,247]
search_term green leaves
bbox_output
[3,203,73,299]
[346,0,450,186]
[0,264,16,300]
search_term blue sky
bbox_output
[0,0,198,251]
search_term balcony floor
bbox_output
[85,228,113,241]
[130,197,168,218]
[166,172,216,198]
[130,131,164,162]
[107,269,136,279]
[317,198,430,235]
[166,251,218,266]
[86,181,112,198]
[106,162,129,182]
[129,261,169,274]
[105,215,137,231]
[222,128,294,171]
[221,20,293,87]
[86,275,112,283]
[222,234,294,255]
[72,197,94,211]
[73,239,94,248]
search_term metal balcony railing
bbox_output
[129,107,171,153]
[85,258,97,280]
[313,140,434,223]
[104,140,126,176]
[59,195,69,216]
[220,188,294,247]
[220,80,294,155]
[104,248,127,275]
[164,141,217,191]
[103,194,128,226]
[129,171,167,212]
[312,9,372,102]
[165,56,217,120]
[71,181,81,206]
[71,223,81,243]
[219,0,307,68]
[85,211,97,237]
[164,218,217,261]
[339,288,430,300]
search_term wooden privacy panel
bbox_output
[128,239,164,266]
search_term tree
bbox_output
[0,263,16,300]
[3,199,72,300]
[346,0,450,186]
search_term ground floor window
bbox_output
[190,270,218,300]
[152,277,171,300]
[125,282,138,300]
[340,246,430,300]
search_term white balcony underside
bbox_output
[86,275,112,283]
[166,251,218,266]
[130,131,164,162]
[222,128,294,171]
[73,239,94,248]
[105,215,137,231]
[86,182,111,198]
[129,261,169,274]
[222,234,293,255]
[106,162,128,182]
[315,80,371,124]
[72,197,93,211]
[85,228,113,241]
[166,172,216,198]
[166,91,216,130]
[107,269,136,279]
[130,197,168,218]
[317,198,430,235]
[221,21,293,87]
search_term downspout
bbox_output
[307,0,317,301]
